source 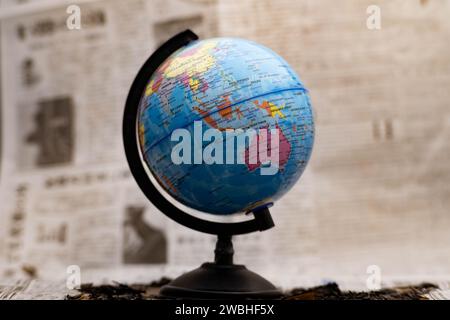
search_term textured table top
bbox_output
[2,278,449,300]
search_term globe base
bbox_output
[159,263,282,299]
[159,235,282,299]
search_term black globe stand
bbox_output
[123,30,282,299]
[159,208,282,299]
[159,235,282,299]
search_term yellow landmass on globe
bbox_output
[163,41,217,78]
[253,100,286,118]
[138,123,146,147]
[189,78,200,92]
[144,79,158,97]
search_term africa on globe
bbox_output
[137,37,314,215]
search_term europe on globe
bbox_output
[137,37,314,215]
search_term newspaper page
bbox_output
[0,0,235,284]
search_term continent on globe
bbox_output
[244,125,291,174]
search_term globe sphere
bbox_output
[138,38,314,215]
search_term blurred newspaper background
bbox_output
[0,0,449,294]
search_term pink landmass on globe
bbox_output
[244,125,291,172]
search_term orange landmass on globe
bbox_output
[193,105,222,129]
[253,100,285,118]
[217,95,243,120]
[138,123,146,147]
[156,173,178,195]
[193,95,245,131]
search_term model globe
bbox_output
[137,37,314,215]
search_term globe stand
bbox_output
[123,30,282,299]
[159,208,282,299]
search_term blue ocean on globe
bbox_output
[138,37,314,215]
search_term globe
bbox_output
[137,37,314,215]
